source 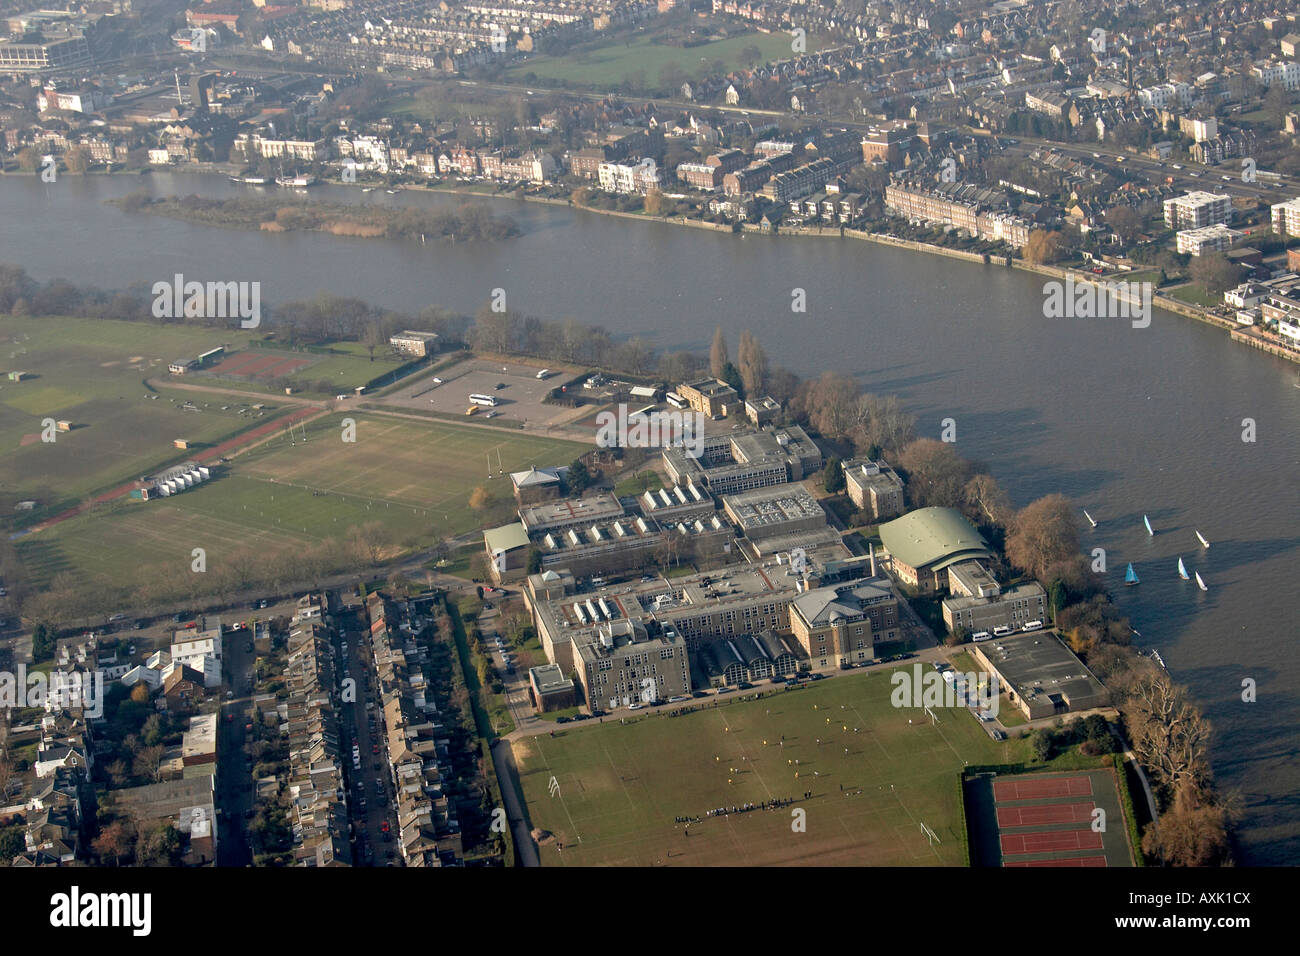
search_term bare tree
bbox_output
[1124,673,1214,799]
[736,329,768,396]
[1005,494,1079,580]
[709,327,729,380]
[897,438,972,509]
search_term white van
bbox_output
[971,631,992,642]
[536,369,551,380]
[992,625,1013,637]
[1021,620,1044,632]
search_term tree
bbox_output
[896,439,972,509]
[1124,672,1214,799]
[1005,494,1080,581]
[137,823,182,866]
[644,188,665,216]
[1022,230,1065,265]
[31,622,56,662]
[736,329,769,397]
[0,824,25,864]
[526,548,542,574]
[709,327,729,379]
[566,458,592,494]
[63,146,89,175]
[1105,205,1144,244]
[92,820,135,866]
[1141,782,1232,866]
[822,457,845,494]
[963,473,1011,528]
[1189,252,1242,296]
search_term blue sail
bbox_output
[1125,563,1140,585]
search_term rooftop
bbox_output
[878,507,992,572]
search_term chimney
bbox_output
[869,542,877,578]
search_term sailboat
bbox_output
[1125,563,1140,586]
[1177,557,1190,580]
[1195,530,1210,549]
[1083,509,1097,528]
[1143,515,1155,536]
[1195,571,1208,592]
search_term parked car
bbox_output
[555,716,572,724]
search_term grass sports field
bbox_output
[0,315,266,520]
[514,667,1031,866]
[16,412,584,586]
[505,31,793,88]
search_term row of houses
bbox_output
[366,594,462,866]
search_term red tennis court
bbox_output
[997,802,1096,828]
[211,353,264,374]
[994,775,1093,802]
[1006,855,1108,867]
[1001,829,1103,855]
[258,357,311,378]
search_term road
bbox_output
[335,604,401,866]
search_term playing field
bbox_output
[514,668,1030,867]
[0,315,268,520]
[505,31,794,88]
[16,411,584,587]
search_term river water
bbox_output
[3,172,1298,864]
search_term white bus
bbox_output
[468,393,499,407]
[665,391,687,409]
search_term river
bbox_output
[2,171,1298,864]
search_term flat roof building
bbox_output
[722,484,827,542]
[970,632,1110,720]
[573,619,690,712]
[677,378,739,418]
[843,459,905,520]
[663,425,822,496]
[1163,191,1232,229]
[528,664,576,712]
[389,331,440,356]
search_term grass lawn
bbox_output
[613,470,664,497]
[16,411,584,590]
[514,666,1030,866]
[0,315,275,524]
[1163,283,1220,308]
[505,31,793,89]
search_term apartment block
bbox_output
[1163,191,1232,229]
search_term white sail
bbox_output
[1195,571,1207,591]
[1083,510,1097,527]
[1177,558,1189,580]
[1143,514,1154,535]
[1196,530,1210,549]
